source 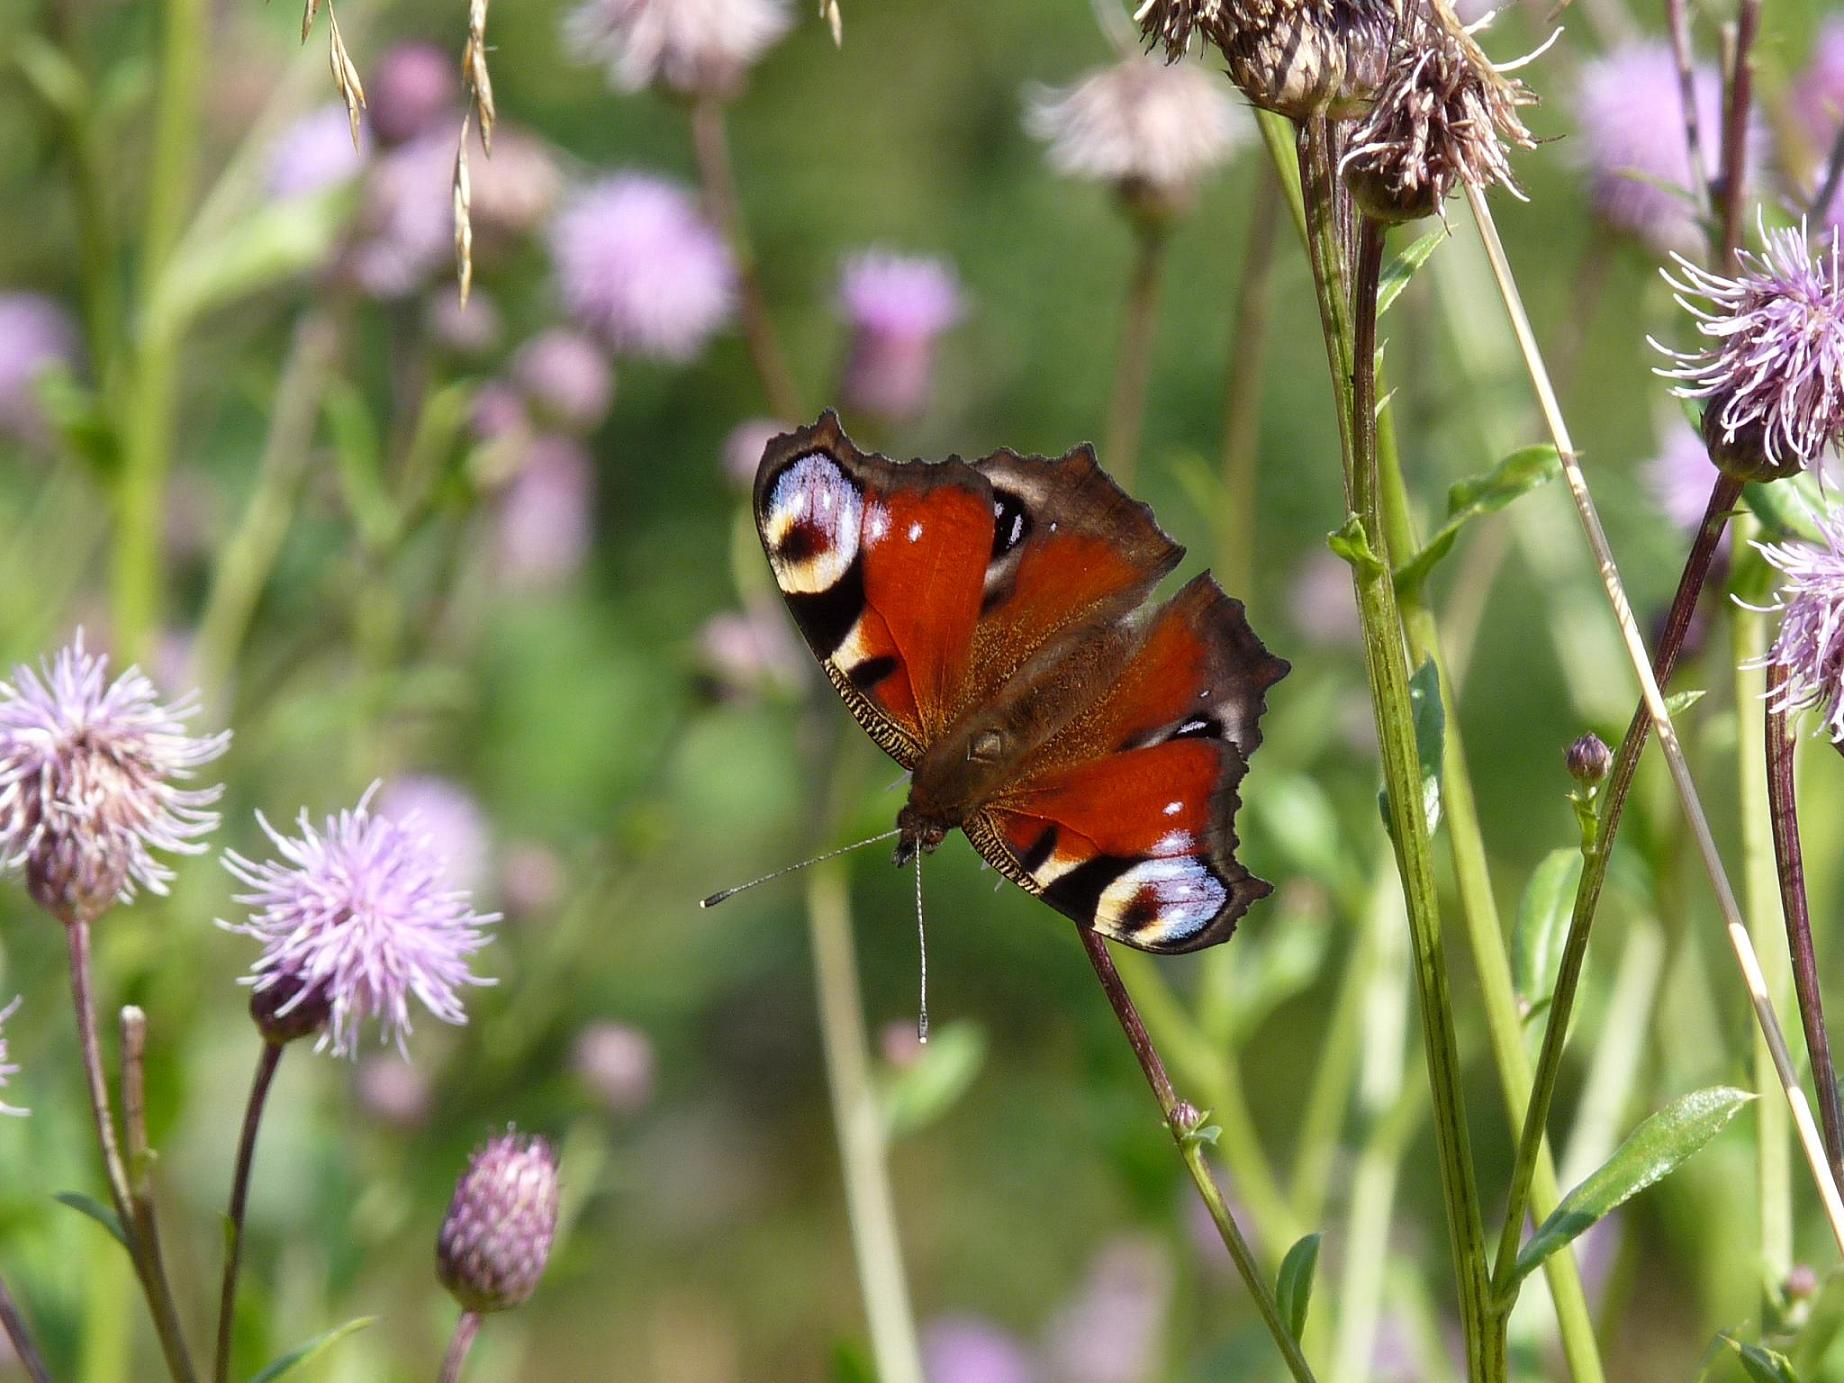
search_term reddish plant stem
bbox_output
[0,1274,52,1383]
[1715,0,1761,269]
[1765,670,1844,1190]
[438,1310,481,1383]
[214,1041,285,1383]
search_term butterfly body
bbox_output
[754,411,1288,954]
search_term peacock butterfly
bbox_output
[742,410,1289,955]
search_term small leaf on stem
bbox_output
[1275,1232,1323,1342]
[1513,848,1582,1021]
[52,1191,128,1248]
[250,1316,378,1382]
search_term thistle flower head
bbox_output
[565,0,791,98]
[222,787,497,1057]
[1136,0,1391,120]
[1341,6,1537,222]
[512,329,615,434]
[550,174,736,362]
[1752,505,1844,740]
[0,998,24,1117]
[572,1021,655,1112]
[1793,18,1844,152]
[837,251,963,421]
[1565,732,1612,786]
[1574,43,1763,256]
[375,774,492,895]
[1655,221,1844,478]
[437,1129,560,1313]
[1025,57,1246,212]
[368,43,459,147]
[0,635,227,925]
[265,105,371,202]
[494,435,598,589]
[1645,420,1718,530]
[0,293,79,446]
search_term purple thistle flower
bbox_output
[1574,42,1763,256]
[1644,419,1718,531]
[550,174,736,362]
[375,774,492,895]
[0,634,228,925]
[1039,1237,1170,1383]
[572,1021,655,1112]
[494,435,598,589]
[1750,503,1844,741]
[696,606,806,699]
[367,42,460,147]
[0,997,24,1117]
[1025,57,1245,206]
[437,1128,560,1313]
[1793,18,1844,153]
[838,251,964,421]
[428,287,503,358]
[222,786,497,1057]
[0,293,79,446]
[355,1051,434,1128]
[722,416,787,487]
[1655,220,1844,475]
[921,1315,1037,1383]
[564,0,791,99]
[513,329,616,433]
[266,105,371,201]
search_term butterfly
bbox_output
[746,410,1289,955]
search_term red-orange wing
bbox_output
[964,574,1289,953]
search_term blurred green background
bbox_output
[4,0,1844,1376]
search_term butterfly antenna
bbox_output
[915,849,930,1044]
[699,828,902,908]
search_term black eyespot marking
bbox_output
[990,489,1030,561]
[785,554,865,657]
[846,655,898,691]
[1018,825,1059,877]
[775,519,828,564]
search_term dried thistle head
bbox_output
[1135,0,1392,120]
[1341,5,1538,223]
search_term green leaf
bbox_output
[1664,688,1707,718]
[1513,849,1582,1021]
[53,1191,128,1248]
[881,1021,987,1138]
[325,381,398,548]
[1376,658,1444,837]
[1275,1232,1323,1342]
[249,1316,377,1383]
[1512,1086,1753,1286]
[1396,446,1561,596]
[1327,515,1386,579]
[1377,226,1449,315]
[1745,473,1827,545]
[829,1339,877,1383]
[1718,1332,1803,1383]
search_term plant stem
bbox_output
[1715,0,1761,270]
[1343,204,1496,1377]
[689,95,801,422]
[1491,472,1736,1291]
[1738,583,1792,1289]
[437,1311,480,1383]
[66,922,196,1382]
[1664,0,1712,218]
[119,1006,188,1381]
[214,1041,285,1383]
[1101,219,1169,488]
[1219,174,1280,597]
[0,1272,53,1383]
[806,863,923,1383]
[1077,929,1315,1382]
[1811,120,1844,222]
[1766,665,1844,1188]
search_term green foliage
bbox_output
[1513,848,1582,1024]
[1275,1233,1322,1343]
[1395,446,1562,599]
[249,1317,377,1382]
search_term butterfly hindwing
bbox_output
[966,574,1289,953]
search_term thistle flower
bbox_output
[355,1051,434,1128]
[368,42,459,147]
[572,1021,655,1112]
[1655,221,1844,478]
[1040,1237,1171,1383]
[512,329,616,433]
[1751,504,1844,741]
[1792,18,1844,154]
[550,174,736,362]
[565,0,791,99]
[0,998,24,1117]
[427,287,503,358]
[222,787,497,1057]
[0,293,79,446]
[494,435,598,588]
[1574,43,1762,256]
[1645,419,1718,531]
[1025,57,1245,216]
[722,416,787,487]
[437,1129,560,1313]
[1565,732,1612,786]
[1134,0,1391,120]
[696,606,805,699]
[837,251,963,421]
[265,104,371,201]
[0,635,227,925]
[376,774,492,894]
[1341,6,1536,223]
[920,1316,1037,1383]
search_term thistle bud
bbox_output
[1699,395,1804,484]
[248,971,333,1046]
[1565,733,1611,787]
[1135,0,1390,120]
[437,1130,559,1314]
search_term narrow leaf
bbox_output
[1513,849,1582,1019]
[1409,657,1445,833]
[1396,446,1561,594]
[53,1191,128,1248]
[1275,1232,1323,1342]
[1513,1087,1752,1285]
[1663,688,1706,718]
[1377,226,1449,315]
[249,1316,377,1383]
[1719,1333,1803,1383]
